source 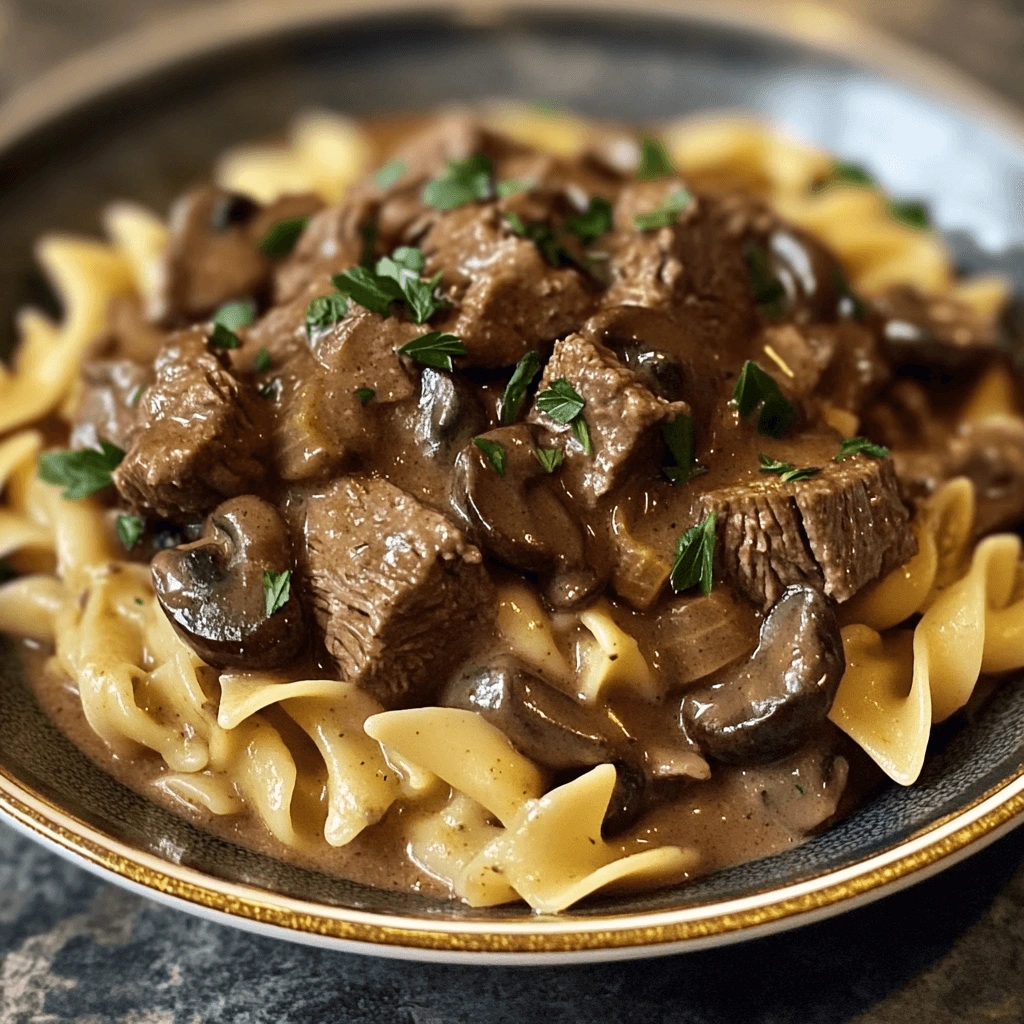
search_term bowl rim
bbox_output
[3,0,1024,962]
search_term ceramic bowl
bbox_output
[2,0,1024,963]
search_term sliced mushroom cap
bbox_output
[442,658,646,834]
[415,367,485,460]
[151,495,305,669]
[680,585,844,765]
[450,423,585,574]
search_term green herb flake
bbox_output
[633,188,691,231]
[332,265,402,317]
[397,332,467,371]
[209,322,241,350]
[662,413,697,485]
[263,569,292,616]
[500,351,541,425]
[795,783,806,795]
[375,157,407,188]
[670,512,717,596]
[376,247,447,324]
[356,387,376,405]
[637,136,675,180]
[38,442,125,501]
[833,436,890,462]
[116,514,145,550]
[759,453,820,483]
[744,245,787,318]
[134,597,144,606]
[258,377,282,401]
[731,361,795,439]
[890,199,931,229]
[130,386,145,406]
[252,347,272,374]
[571,414,592,455]
[813,160,875,192]
[422,153,493,210]
[214,297,257,331]
[496,178,533,199]
[502,213,574,267]
[258,215,310,258]
[305,293,348,339]
[566,196,613,245]
[534,446,564,473]
[473,437,507,477]
[535,378,585,424]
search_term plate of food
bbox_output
[2,0,1024,963]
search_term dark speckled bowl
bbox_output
[2,0,1024,962]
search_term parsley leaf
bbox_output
[214,298,257,331]
[252,347,272,374]
[473,437,507,477]
[637,136,674,180]
[759,453,820,482]
[496,178,532,198]
[634,188,691,231]
[116,514,145,550]
[890,199,930,229]
[534,446,564,473]
[38,442,124,501]
[834,436,890,462]
[503,213,574,267]
[732,361,794,438]
[356,387,375,405]
[422,153,493,210]
[566,196,613,244]
[670,512,717,595]
[305,293,348,339]
[744,245,786,318]
[258,215,310,257]
[263,569,292,616]
[209,323,241,350]
[500,351,541,425]
[662,413,698,485]
[535,378,585,423]
[813,160,875,192]
[130,386,145,406]
[571,414,592,455]
[375,157,407,188]
[397,332,467,371]
[376,248,447,324]
[332,265,402,317]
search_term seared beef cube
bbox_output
[528,332,690,505]
[112,329,270,519]
[152,186,323,325]
[273,204,367,306]
[71,359,150,453]
[295,477,492,708]
[699,456,916,608]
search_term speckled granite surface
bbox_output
[3,2,1024,1021]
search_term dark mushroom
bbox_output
[680,585,844,765]
[442,658,646,834]
[414,367,485,460]
[151,495,305,669]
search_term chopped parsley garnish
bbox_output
[812,160,875,192]
[496,178,532,199]
[116,514,145,550]
[305,293,349,339]
[473,437,507,477]
[375,246,448,324]
[759,454,820,483]
[503,213,574,267]
[890,199,931,229]
[534,446,564,473]
[732,361,794,438]
[571,414,592,455]
[209,323,241,350]
[356,387,376,405]
[500,351,541,425]
[662,413,699,485]
[375,157,407,188]
[422,153,493,210]
[670,512,717,595]
[795,783,806,795]
[252,347,272,374]
[566,197,613,244]
[636,136,674,180]
[397,332,467,371]
[258,377,282,401]
[214,298,257,331]
[633,188,691,231]
[834,436,890,462]
[258,215,309,257]
[744,245,786,318]
[535,378,585,423]
[130,386,145,406]
[331,265,402,317]
[38,442,124,501]
[263,569,292,616]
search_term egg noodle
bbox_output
[0,104,1021,911]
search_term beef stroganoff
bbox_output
[0,105,1022,912]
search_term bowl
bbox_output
[2,0,1024,963]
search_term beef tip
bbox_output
[699,455,917,609]
[528,332,691,506]
[112,329,271,520]
[292,476,493,708]
[152,186,323,325]
[273,204,367,306]
[71,359,150,453]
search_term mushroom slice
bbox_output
[151,495,305,669]
[680,585,845,765]
[442,658,646,834]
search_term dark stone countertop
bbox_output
[3,1,1024,1021]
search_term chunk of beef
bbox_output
[293,476,493,708]
[699,456,917,608]
[71,359,149,452]
[528,332,690,505]
[112,329,270,520]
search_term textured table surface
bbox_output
[4,1,1024,1021]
